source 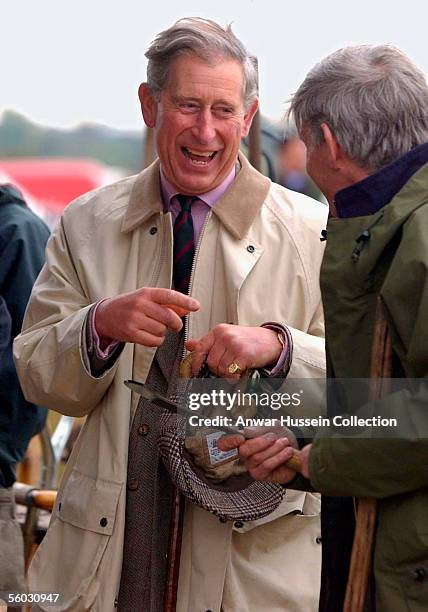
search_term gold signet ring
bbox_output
[227,362,243,375]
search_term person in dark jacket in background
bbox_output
[0,183,49,592]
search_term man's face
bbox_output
[300,130,326,191]
[140,53,258,195]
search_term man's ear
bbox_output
[241,99,259,138]
[320,123,343,169]
[138,83,158,128]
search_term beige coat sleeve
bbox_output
[13,218,118,417]
[287,298,326,379]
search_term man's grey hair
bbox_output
[145,17,258,109]
[289,45,428,171]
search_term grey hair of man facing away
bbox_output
[145,17,259,110]
[290,44,428,172]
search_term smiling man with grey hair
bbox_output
[220,44,428,611]
[14,17,327,612]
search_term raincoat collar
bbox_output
[121,153,270,239]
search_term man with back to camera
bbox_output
[14,18,327,612]
[220,44,428,612]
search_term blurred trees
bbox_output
[0,110,143,173]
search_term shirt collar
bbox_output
[121,153,271,238]
[159,165,236,211]
[335,142,428,218]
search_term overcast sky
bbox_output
[2,0,427,130]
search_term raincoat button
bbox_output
[413,567,428,581]
[316,536,322,544]
[138,424,150,435]
[149,226,158,235]
[247,245,255,253]
[127,478,139,491]
[100,517,108,527]
[234,521,244,529]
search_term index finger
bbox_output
[163,304,192,317]
[150,288,200,313]
[243,426,284,439]
[236,433,278,460]
[185,331,215,375]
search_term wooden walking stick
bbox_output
[343,297,393,611]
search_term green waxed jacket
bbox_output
[309,164,428,611]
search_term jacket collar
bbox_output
[335,142,428,219]
[121,160,163,233]
[121,152,271,239]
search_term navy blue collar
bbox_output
[334,142,428,218]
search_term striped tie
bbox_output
[173,194,195,294]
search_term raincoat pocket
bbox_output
[28,469,122,611]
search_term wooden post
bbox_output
[248,108,261,172]
[16,434,42,485]
[142,127,156,169]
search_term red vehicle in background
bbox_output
[0,167,46,220]
[0,158,123,227]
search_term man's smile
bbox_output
[181,147,218,166]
